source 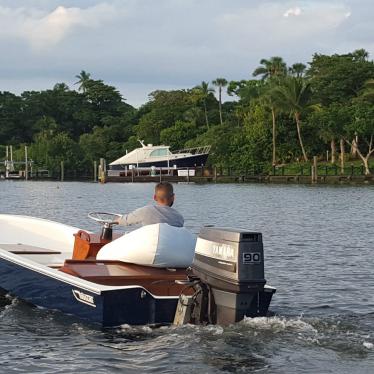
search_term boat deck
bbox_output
[0,243,192,297]
[60,260,191,296]
[0,243,61,255]
[0,243,66,268]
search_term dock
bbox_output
[105,165,374,184]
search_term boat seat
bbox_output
[60,260,192,296]
[0,243,61,255]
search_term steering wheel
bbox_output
[88,212,122,228]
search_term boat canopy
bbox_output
[110,144,173,166]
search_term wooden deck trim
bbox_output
[0,243,61,255]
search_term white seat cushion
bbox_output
[97,223,196,268]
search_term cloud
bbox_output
[284,7,302,17]
[0,1,373,107]
[217,2,351,38]
[0,3,118,49]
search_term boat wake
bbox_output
[242,315,317,333]
[1,295,373,373]
[0,293,19,314]
[2,292,373,357]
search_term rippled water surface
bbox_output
[1,181,374,373]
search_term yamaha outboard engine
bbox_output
[188,227,276,325]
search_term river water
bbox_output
[0,181,374,373]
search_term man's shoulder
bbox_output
[135,205,154,212]
[157,205,182,214]
[128,205,155,217]
[170,206,184,217]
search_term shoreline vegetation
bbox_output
[1,49,374,183]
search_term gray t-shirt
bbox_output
[119,205,184,227]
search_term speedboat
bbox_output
[109,141,211,173]
[0,213,276,327]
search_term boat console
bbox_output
[72,212,122,260]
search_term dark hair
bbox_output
[155,182,174,197]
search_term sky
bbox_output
[0,0,373,107]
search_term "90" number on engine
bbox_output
[242,252,261,264]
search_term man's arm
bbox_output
[117,207,147,226]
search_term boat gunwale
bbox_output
[0,247,181,300]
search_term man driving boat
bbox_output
[116,182,184,227]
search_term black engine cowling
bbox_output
[189,227,276,325]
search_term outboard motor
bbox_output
[187,227,276,325]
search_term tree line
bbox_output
[1,48,374,175]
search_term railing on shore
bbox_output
[1,157,373,184]
[271,163,373,177]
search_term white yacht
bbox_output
[109,141,210,172]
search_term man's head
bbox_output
[154,182,175,207]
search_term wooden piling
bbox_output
[60,161,64,182]
[340,139,345,175]
[312,156,318,183]
[25,146,28,181]
[99,158,106,183]
[93,160,97,182]
[214,167,217,183]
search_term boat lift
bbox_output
[1,145,34,180]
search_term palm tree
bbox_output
[75,70,91,93]
[196,81,215,129]
[272,77,314,162]
[289,63,307,78]
[253,57,287,165]
[260,83,279,165]
[352,48,369,62]
[212,78,228,125]
[361,79,374,101]
[253,57,287,80]
[53,83,69,91]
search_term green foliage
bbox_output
[134,90,196,144]
[29,129,82,173]
[160,121,200,150]
[241,103,272,169]
[1,52,374,176]
[308,50,374,105]
[345,102,374,139]
[309,103,350,142]
[185,124,237,167]
[253,57,287,80]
